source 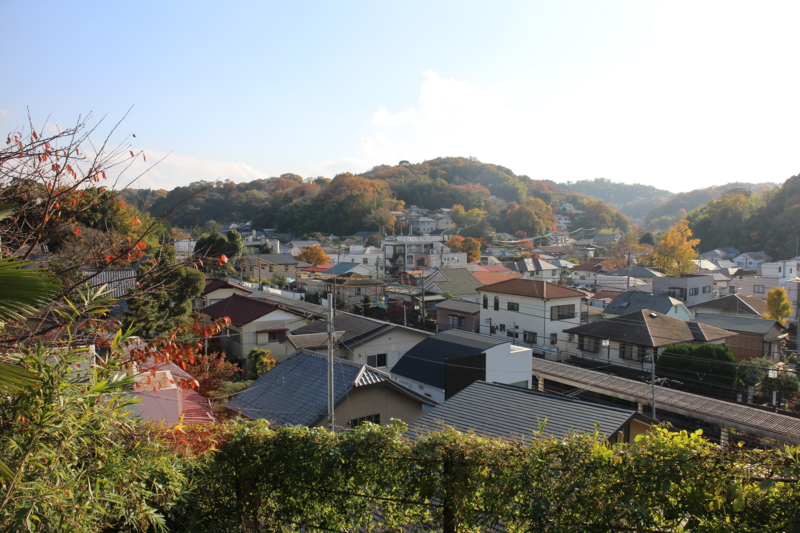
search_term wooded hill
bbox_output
[122,157,631,238]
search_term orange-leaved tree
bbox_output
[645,219,700,276]
[297,245,330,266]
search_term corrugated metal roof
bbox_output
[406,381,638,443]
[435,299,481,314]
[531,358,800,443]
[693,314,783,335]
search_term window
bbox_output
[754,285,766,294]
[550,333,558,345]
[702,286,711,293]
[779,266,782,273]
[578,336,599,353]
[356,287,362,295]
[550,304,576,321]
[507,331,519,339]
[499,324,506,332]
[363,258,369,264]
[483,295,488,309]
[448,315,458,326]
[349,413,380,427]
[619,343,634,360]
[507,302,519,312]
[508,380,528,388]
[489,326,497,334]
[638,346,648,360]
[524,331,537,344]
[688,288,699,296]
[257,330,287,344]
[580,275,586,280]
[494,296,500,311]
[367,353,387,367]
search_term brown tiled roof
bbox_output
[571,262,606,273]
[472,271,522,286]
[564,309,736,347]
[592,289,623,300]
[477,279,586,300]
[201,294,280,326]
[202,278,252,296]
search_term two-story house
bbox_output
[652,274,714,306]
[733,251,773,270]
[477,279,585,355]
[507,257,560,281]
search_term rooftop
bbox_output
[477,279,586,300]
[603,292,686,316]
[202,278,252,296]
[434,299,482,314]
[200,294,281,326]
[688,294,768,317]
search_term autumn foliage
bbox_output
[297,244,330,266]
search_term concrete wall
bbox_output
[485,343,532,388]
[652,276,714,307]
[728,276,779,299]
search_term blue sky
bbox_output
[3,1,800,192]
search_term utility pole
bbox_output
[403,305,407,327]
[650,352,657,419]
[626,247,631,290]
[327,297,335,431]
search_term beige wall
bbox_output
[196,287,250,309]
[351,329,431,370]
[319,385,426,430]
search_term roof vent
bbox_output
[649,312,658,318]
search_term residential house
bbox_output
[286,312,431,370]
[652,274,714,306]
[594,233,621,246]
[688,294,768,318]
[406,216,437,234]
[570,262,608,288]
[287,240,321,251]
[200,293,309,365]
[227,350,435,429]
[698,247,740,261]
[761,260,799,280]
[507,257,560,281]
[692,314,786,362]
[605,267,665,281]
[194,278,251,309]
[435,299,481,333]
[81,267,138,299]
[563,310,735,372]
[594,275,652,293]
[602,292,691,321]
[733,251,773,270]
[298,272,386,306]
[172,238,196,259]
[381,236,466,273]
[471,271,523,289]
[391,330,533,403]
[532,245,570,259]
[555,214,571,231]
[327,245,387,275]
[132,360,216,425]
[385,287,446,325]
[406,381,652,444]
[322,262,379,279]
[727,275,780,299]
[423,268,484,302]
[477,278,585,355]
[238,253,307,284]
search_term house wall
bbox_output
[477,291,583,354]
[725,333,777,362]
[571,270,598,287]
[727,276,779,300]
[393,374,444,404]
[321,385,428,429]
[572,337,727,371]
[196,286,251,309]
[215,310,309,363]
[652,276,714,306]
[436,310,480,333]
[484,344,532,388]
[761,261,797,280]
[521,269,560,280]
[350,329,431,370]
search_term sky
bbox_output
[3,1,800,193]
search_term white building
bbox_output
[477,278,585,355]
[761,260,798,280]
[733,251,773,270]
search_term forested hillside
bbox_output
[127,157,632,237]
[688,176,800,258]
[563,178,672,205]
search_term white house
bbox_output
[477,278,585,355]
[508,257,560,280]
[733,251,773,270]
[761,260,798,280]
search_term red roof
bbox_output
[202,278,252,296]
[571,262,606,273]
[301,265,333,272]
[475,265,511,272]
[477,279,586,299]
[201,294,280,326]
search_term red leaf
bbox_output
[120,200,125,208]
[53,202,60,211]
[130,150,135,158]
[105,255,113,263]
[71,199,77,206]
[219,254,228,265]
[73,227,81,236]
[32,131,38,140]
[198,258,203,266]
[132,217,141,226]
[143,153,147,162]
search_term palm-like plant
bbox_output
[0,203,61,393]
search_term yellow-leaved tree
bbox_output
[763,287,793,324]
[297,244,331,266]
[646,219,700,276]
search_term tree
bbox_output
[763,287,792,324]
[657,343,740,399]
[363,208,396,233]
[639,231,655,245]
[248,347,276,378]
[645,219,700,276]
[195,229,244,271]
[297,245,330,266]
[760,371,800,409]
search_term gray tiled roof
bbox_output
[605,267,665,278]
[434,299,481,314]
[391,330,508,389]
[564,309,735,347]
[426,268,483,296]
[226,350,433,426]
[688,294,767,317]
[530,358,800,444]
[406,381,639,443]
[603,292,685,316]
[249,290,327,316]
[692,314,783,336]
[290,312,429,348]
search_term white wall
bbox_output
[484,344,532,387]
[351,328,431,370]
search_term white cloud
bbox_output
[371,107,420,127]
[116,149,272,191]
